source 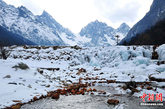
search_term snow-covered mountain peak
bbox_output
[0,0,130,46]
[39,10,55,21]
[116,23,130,38]
[0,0,67,45]
[41,10,49,16]
[17,6,34,18]
[88,20,114,30]
[79,20,130,46]
[118,23,130,30]
[18,6,31,13]
[93,20,105,25]
[38,10,74,36]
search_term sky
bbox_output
[4,0,153,33]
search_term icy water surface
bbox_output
[21,86,165,109]
[21,95,165,109]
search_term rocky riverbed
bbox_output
[21,86,165,109]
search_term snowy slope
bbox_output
[0,25,36,45]
[0,45,165,108]
[36,11,76,45]
[60,33,91,46]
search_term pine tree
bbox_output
[0,45,10,60]
[115,35,120,45]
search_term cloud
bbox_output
[94,0,153,27]
[106,1,140,22]
[3,0,22,7]
[3,0,42,14]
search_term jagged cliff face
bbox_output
[0,0,75,45]
[80,20,130,46]
[80,20,115,46]
[37,11,75,39]
[120,0,165,44]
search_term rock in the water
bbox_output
[3,75,11,79]
[107,99,119,105]
[33,96,38,101]
[52,93,60,100]
[147,86,153,90]
[11,104,21,109]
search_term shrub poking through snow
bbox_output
[12,62,29,70]
[0,46,11,60]
[152,51,159,60]
[152,45,159,60]
[3,75,11,79]
[71,45,81,50]
[52,46,59,50]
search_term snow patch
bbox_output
[156,44,165,61]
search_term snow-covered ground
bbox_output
[0,45,165,108]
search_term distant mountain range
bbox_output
[0,0,130,46]
[120,0,165,45]
[0,0,71,46]
[80,20,130,46]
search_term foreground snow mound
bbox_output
[0,45,165,108]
